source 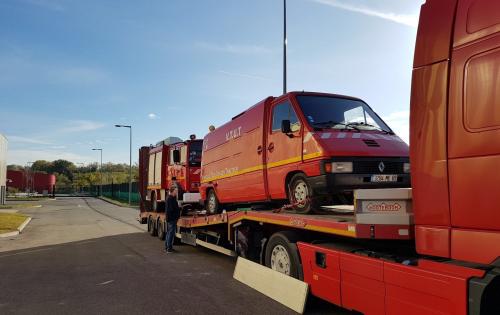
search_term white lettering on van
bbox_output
[225,126,242,141]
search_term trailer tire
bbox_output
[149,217,157,236]
[147,216,152,233]
[206,189,221,214]
[265,231,303,280]
[288,173,315,214]
[157,219,165,240]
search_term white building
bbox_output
[0,134,7,205]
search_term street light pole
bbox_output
[115,124,132,205]
[283,0,287,95]
[92,149,103,196]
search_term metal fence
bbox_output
[100,182,140,204]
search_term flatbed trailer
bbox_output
[140,190,496,315]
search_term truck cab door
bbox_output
[447,0,500,263]
[266,98,303,199]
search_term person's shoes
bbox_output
[165,248,173,253]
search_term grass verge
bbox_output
[98,196,139,208]
[0,213,28,233]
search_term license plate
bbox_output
[371,175,398,182]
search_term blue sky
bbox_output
[0,0,423,166]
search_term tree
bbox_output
[31,160,52,173]
[51,160,76,181]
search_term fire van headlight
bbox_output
[330,162,353,173]
[404,163,411,173]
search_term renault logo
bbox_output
[378,162,385,173]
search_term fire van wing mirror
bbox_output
[173,150,181,163]
[281,120,292,134]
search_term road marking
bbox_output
[97,280,114,286]
[0,248,53,258]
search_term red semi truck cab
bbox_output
[200,92,410,214]
[411,0,500,266]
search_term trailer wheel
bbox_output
[288,174,315,214]
[265,232,302,280]
[149,217,157,236]
[206,189,221,214]
[157,219,165,240]
[147,216,152,233]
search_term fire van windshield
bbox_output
[296,96,392,133]
[188,141,202,167]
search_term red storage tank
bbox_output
[6,170,26,191]
[34,173,56,194]
[6,170,56,194]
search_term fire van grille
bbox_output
[362,139,380,147]
[353,161,403,174]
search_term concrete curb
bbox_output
[0,230,19,238]
[0,216,32,238]
[97,197,139,209]
[18,217,32,233]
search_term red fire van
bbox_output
[200,92,410,214]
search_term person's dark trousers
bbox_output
[165,221,177,250]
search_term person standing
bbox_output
[165,186,181,253]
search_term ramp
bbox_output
[233,257,308,314]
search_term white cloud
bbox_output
[7,149,90,165]
[148,113,158,120]
[195,42,273,55]
[310,0,419,27]
[60,120,106,133]
[6,135,52,145]
[383,110,409,143]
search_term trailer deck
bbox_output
[142,204,413,241]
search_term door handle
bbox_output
[257,145,263,154]
[268,142,274,152]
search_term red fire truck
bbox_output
[138,136,203,229]
[139,1,500,313]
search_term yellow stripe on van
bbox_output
[201,164,264,183]
[201,152,323,183]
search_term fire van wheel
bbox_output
[288,174,315,214]
[206,189,221,215]
[157,220,165,240]
[265,232,302,280]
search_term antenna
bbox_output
[283,0,287,95]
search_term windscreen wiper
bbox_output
[312,121,359,131]
[346,122,393,134]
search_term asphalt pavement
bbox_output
[0,197,352,315]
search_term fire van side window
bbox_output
[272,101,301,132]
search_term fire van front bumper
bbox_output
[306,173,411,195]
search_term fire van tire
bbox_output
[288,174,315,214]
[157,219,165,240]
[206,189,221,215]
[265,232,302,280]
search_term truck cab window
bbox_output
[272,101,301,132]
[297,96,391,133]
[188,141,202,167]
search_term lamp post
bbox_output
[27,161,34,196]
[283,0,287,94]
[92,149,102,196]
[115,124,132,205]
